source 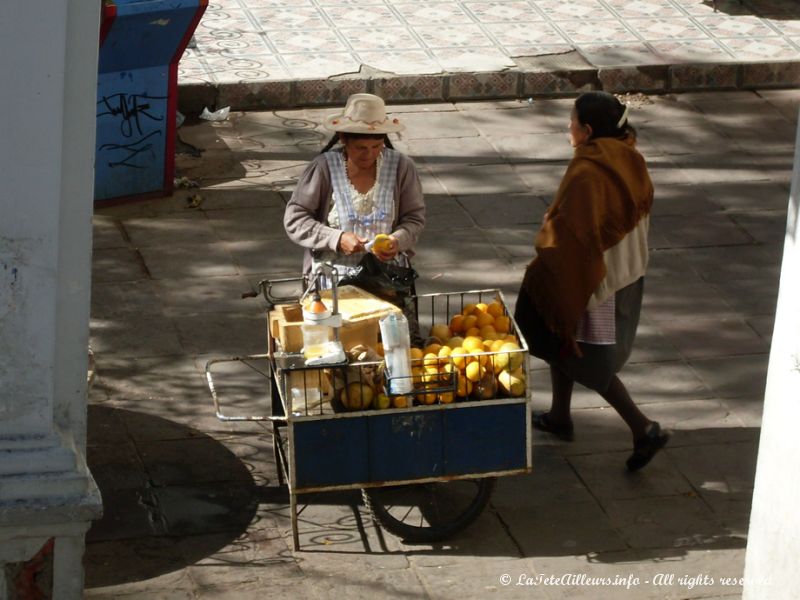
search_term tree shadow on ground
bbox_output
[84,405,261,588]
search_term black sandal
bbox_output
[626,422,670,472]
[532,411,574,442]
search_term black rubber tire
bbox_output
[362,477,495,543]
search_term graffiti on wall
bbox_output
[97,92,167,170]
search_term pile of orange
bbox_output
[407,299,527,405]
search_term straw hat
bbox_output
[323,93,404,134]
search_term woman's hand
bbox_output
[338,231,368,255]
[373,234,399,262]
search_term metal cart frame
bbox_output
[207,277,532,550]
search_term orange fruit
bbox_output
[445,335,465,349]
[438,391,455,404]
[424,343,443,356]
[450,348,468,370]
[430,323,452,342]
[423,352,440,368]
[487,301,504,318]
[465,361,486,382]
[462,336,484,352]
[449,314,466,334]
[456,376,473,398]
[462,314,478,332]
[462,303,478,316]
[418,391,437,405]
[468,348,489,367]
[494,315,511,334]
[479,325,498,340]
[391,395,410,408]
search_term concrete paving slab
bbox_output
[415,558,542,600]
[626,321,684,364]
[482,225,539,261]
[681,245,782,283]
[696,180,791,212]
[422,195,476,231]
[689,354,770,400]
[642,277,739,322]
[92,248,148,283]
[652,214,753,248]
[392,110,483,140]
[138,243,239,280]
[602,495,740,551]
[648,184,723,217]
[122,213,220,248]
[86,442,149,493]
[152,275,267,316]
[90,314,185,358]
[92,215,129,250]
[408,135,506,166]
[306,567,429,600]
[84,537,192,594]
[500,498,629,558]
[462,99,571,135]
[90,279,163,319]
[178,529,301,589]
[459,195,547,228]
[653,316,770,360]
[490,133,576,163]
[530,548,748,600]
[172,312,267,355]
[493,458,598,510]
[636,124,739,157]
[86,488,166,543]
[568,452,693,501]
[510,161,570,197]
[428,162,531,195]
[155,483,259,537]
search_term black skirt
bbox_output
[514,277,644,393]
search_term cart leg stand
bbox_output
[290,494,300,551]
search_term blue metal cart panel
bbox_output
[292,417,370,489]
[443,402,528,475]
[368,411,444,482]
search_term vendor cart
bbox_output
[206,266,532,550]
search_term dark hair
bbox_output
[574,91,635,140]
[320,132,394,154]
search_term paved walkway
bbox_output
[84,87,797,598]
[178,0,800,110]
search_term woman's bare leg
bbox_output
[548,365,574,425]
[598,375,650,440]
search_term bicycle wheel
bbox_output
[362,477,495,543]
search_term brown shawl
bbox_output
[521,136,653,350]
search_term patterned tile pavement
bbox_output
[178,0,800,108]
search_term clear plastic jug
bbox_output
[379,312,413,395]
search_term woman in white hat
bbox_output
[284,93,425,281]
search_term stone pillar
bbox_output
[742,116,800,597]
[0,1,102,598]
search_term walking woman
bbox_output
[514,91,669,471]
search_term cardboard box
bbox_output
[268,287,401,353]
[269,303,304,353]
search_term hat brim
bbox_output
[323,114,405,134]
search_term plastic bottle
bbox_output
[302,292,333,359]
[379,312,413,395]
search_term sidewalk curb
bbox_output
[178,58,800,113]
